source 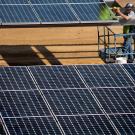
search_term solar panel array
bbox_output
[0,0,117,26]
[0,64,135,134]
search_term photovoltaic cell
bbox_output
[75,64,135,87]
[0,0,29,4]
[0,67,36,90]
[68,0,104,3]
[110,114,135,135]
[0,5,39,24]
[32,4,78,23]
[0,0,116,26]
[123,64,135,82]
[4,117,62,135]
[42,88,102,115]
[92,87,135,113]
[29,0,103,4]
[57,115,116,135]
[30,0,67,4]
[29,66,85,89]
[0,64,135,135]
[70,3,113,21]
[0,90,50,117]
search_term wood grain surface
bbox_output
[0,26,122,66]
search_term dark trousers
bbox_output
[123,36,134,60]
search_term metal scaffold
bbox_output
[97,26,135,63]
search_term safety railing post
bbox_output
[114,34,117,59]
[97,26,100,54]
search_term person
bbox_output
[113,3,135,62]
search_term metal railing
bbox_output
[97,26,135,62]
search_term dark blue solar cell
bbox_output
[29,66,85,89]
[0,67,36,90]
[110,114,135,134]
[76,64,135,87]
[30,0,67,4]
[0,5,39,24]
[0,0,116,25]
[0,90,50,117]
[4,117,62,135]
[57,115,117,135]
[68,0,104,3]
[42,88,102,115]
[0,0,28,4]
[123,64,135,82]
[92,87,135,113]
[70,3,113,22]
[32,4,78,23]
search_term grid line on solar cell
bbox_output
[4,117,62,135]
[29,0,104,4]
[109,114,135,134]
[67,0,104,3]
[29,66,86,89]
[68,3,114,22]
[0,4,40,24]
[31,4,79,23]
[0,90,51,117]
[41,88,103,115]
[122,64,135,84]
[0,67,37,90]
[0,0,29,4]
[91,87,135,114]
[57,115,117,135]
[75,64,135,87]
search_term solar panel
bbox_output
[0,90,50,117]
[92,87,135,113]
[68,0,104,3]
[29,66,86,89]
[69,3,114,22]
[30,0,67,4]
[0,67,36,90]
[57,115,116,135]
[41,88,118,134]
[110,114,135,134]
[0,5,40,24]
[87,82,135,135]
[32,4,78,23]
[0,90,63,135]
[29,0,104,4]
[42,88,102,115]
[0,0,29,4]
[75,64,135,87]
[4,117,62,135]
[0,0,117,26]
[0,64,135,134]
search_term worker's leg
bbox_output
[123,37,128,57]
[123,36,134,62]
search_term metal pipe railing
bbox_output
[97,26,135,62]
